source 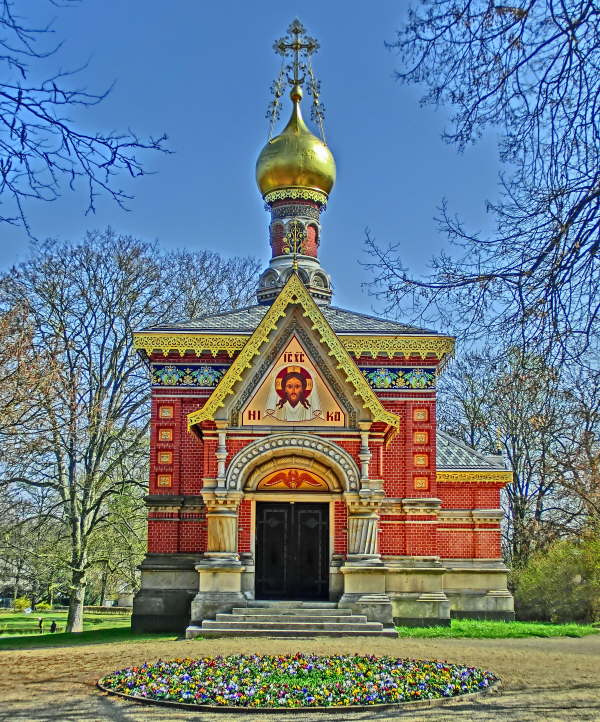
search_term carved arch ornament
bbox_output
[225,434,360,492]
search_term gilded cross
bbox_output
[274,19,320,87]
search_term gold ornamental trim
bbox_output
[341,335,455,360]
[264,187,328,205]
[134,332,455,361]
[187,274,399,434]
[133,333,247,357]
[436,470,513,485]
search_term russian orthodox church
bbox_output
[132,21,514,635]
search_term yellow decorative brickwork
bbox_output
[413,408,429,422]
[158,428,173,442]
[157,474,172,487]
[436,470,513,484]
[413,476,429,490]
[158,406,174,419]
[187,274,399,433]
[158,451,173,465]
[413,431,429,444]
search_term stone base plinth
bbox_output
[339,565,392,625]
[131,553,199,633]
[443,560,515,621]
[390,592,451,627]
[188,558,247,631]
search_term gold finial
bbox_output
[257,21,335,199]
[266,19,326,142]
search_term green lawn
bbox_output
[396,619,600,638]
[0,625,178,650]
[0,610,131,635]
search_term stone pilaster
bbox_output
[188,489,246,632]
[339,492,393,626]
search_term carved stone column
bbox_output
[204,492,240,558]
[358,421,372,484]
[346,502,379,559]
[215,421,228,486]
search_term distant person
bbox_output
[37,617,43,631]
[50,620,57,633]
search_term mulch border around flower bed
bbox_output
[96,679,500,713]
[96,655,501,714]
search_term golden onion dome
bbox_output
[256,85,336,198]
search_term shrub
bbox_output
[13,597,32,612]
[513,536,600,623]
[35,602,52,611]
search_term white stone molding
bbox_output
[225,433,361,492]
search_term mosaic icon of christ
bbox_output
[265,365,323,422]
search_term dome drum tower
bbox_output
[255,41,336,304]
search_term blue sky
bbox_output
[0,1,500,314]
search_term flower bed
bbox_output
[98,653,498,709]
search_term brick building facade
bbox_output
[131,23,514,633]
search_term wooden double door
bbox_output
[255,501,329,600]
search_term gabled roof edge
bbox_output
[186,274,399,435]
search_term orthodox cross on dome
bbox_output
[266,19,326,141]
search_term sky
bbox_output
[0,1,501,315]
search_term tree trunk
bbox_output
[66,570,86,633]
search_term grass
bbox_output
[0,610,131,635]
[396,619,600,638]
[0,626,178,650]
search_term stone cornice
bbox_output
[380,497,442,515]
[144,494,204,509]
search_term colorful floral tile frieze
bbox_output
[98,653,497,708]
[151,364,228,388]
[360,367,436,390]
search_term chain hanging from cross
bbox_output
[282,220,307,270]
[266,19,327,141]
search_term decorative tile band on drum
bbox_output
[360,367,436,390]
[152,364,228,388]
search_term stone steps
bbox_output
[229,606,355,617]
[186,601,398,639]
[217,614,368,624]
[192,627,398,638]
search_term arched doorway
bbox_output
[224,434,361,602]
[253,467,330,600]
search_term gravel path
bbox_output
[1,634,599,721]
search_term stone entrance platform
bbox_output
[186,600,398,638]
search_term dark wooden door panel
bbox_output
[255,501,329,600]
[255,504,289,598]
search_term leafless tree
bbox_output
[0,0,168,236]
[0,229,259,631]
[439,346,586,566]
[366,1,600,363]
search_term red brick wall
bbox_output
[238,498,252,554]
[146,365,504,563]
[333,501,347,554]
